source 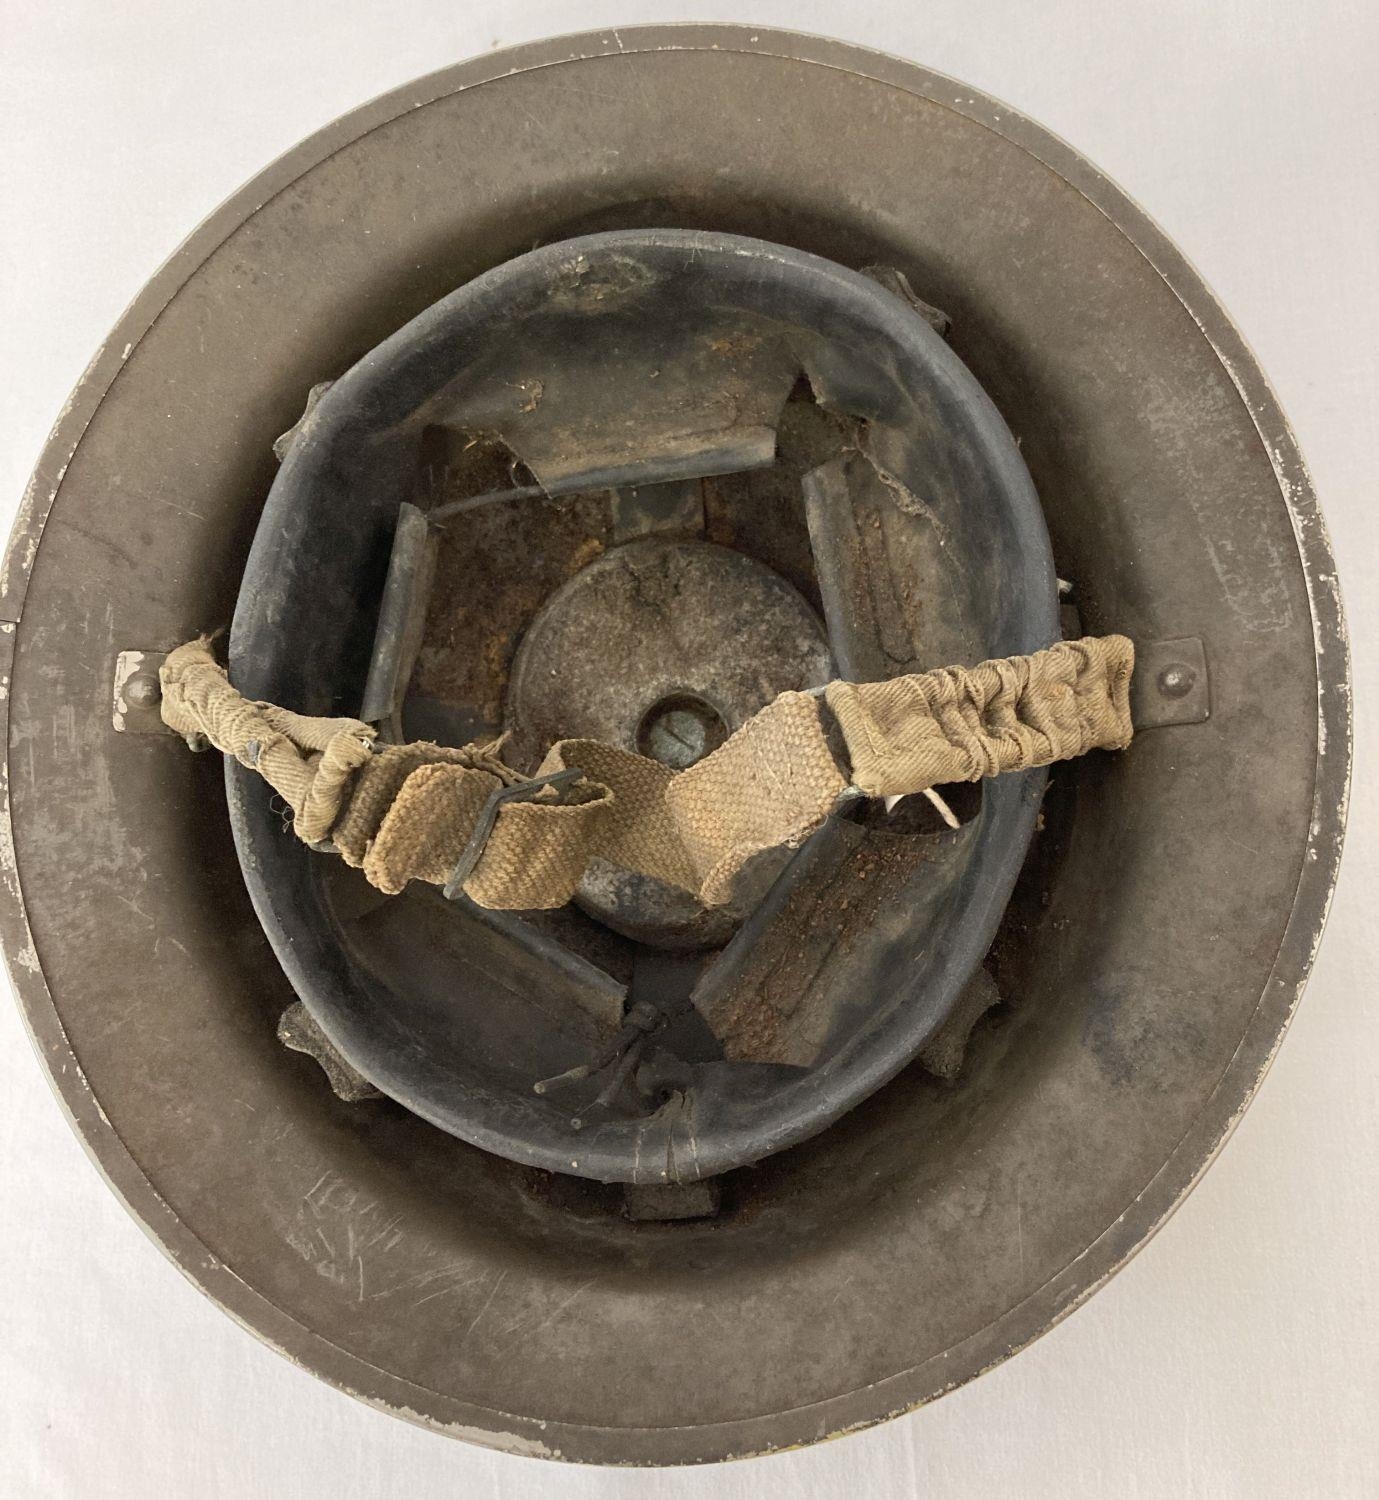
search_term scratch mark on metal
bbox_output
[459,1270,509,1348]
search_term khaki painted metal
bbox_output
[0,27,1348,1465]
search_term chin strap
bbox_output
[159,633,1134,911]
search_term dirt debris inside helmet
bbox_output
[240,233,1064,1189]
[342,396,990,1081]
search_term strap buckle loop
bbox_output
[441,768,584,901]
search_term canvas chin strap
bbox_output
[159,633,1134,912]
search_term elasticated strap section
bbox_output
[824,635,1134,796]
[159,638,375,845]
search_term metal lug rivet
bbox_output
[1157,663,1196,698]
[125,672,162,707]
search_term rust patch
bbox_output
[411,436,610,727]
[708,830,941,1066]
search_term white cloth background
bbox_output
[2,3,1376,1495]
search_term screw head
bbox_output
[637,693,728,770]
[1157,662,1196,699]
[125,672,162,708]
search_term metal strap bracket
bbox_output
[442,768,584,900]
[1130,636,1210,729]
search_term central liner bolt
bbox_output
[637,694,729,770]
